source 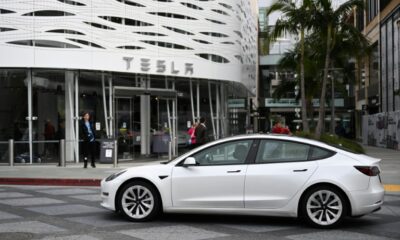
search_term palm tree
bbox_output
[273,42,323,124]
[313,0,365,138]
[266,0,313,133]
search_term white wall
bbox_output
[0,0,257,92]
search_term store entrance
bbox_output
[115,97,140,160]
[114,86,178,161]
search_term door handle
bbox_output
[227,170,241,173]
[293,169,308,172]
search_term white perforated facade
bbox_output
[0,0,257,91]
[0,0,258,164]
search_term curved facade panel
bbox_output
[0,0,257,91]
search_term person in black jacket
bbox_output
[80,112,96,168]
[195,117,208,146]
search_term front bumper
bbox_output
[100,178,120,211]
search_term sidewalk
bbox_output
[0,160,161,186]
[363,145,400,192]
[0,145,399,190]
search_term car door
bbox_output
[172,139,254,208]
[245,139,318,209]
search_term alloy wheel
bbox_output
[122,185,155,219]
[306,190,343,226]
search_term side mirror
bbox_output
[182,157,197,167]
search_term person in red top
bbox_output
[187,122,197,148]
[271,120,292,135]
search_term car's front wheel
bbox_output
[300,186,348,228]
[117,181,161,221]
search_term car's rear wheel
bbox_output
[301,186,347,228]
[117,181,161,221]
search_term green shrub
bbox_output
[294,131,365,154]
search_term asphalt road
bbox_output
[0,185,399,240]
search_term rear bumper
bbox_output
[349,178,384,216]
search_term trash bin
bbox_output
[99,139,116,163]
[152,133,170,153]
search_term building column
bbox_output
[140,77,151,155]
[65,71,76,162]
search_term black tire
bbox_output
[300,186,348,228]
[116,180,161,222]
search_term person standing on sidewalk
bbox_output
[195,117,208,146]
[80,112,96,168]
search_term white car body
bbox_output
[101,134,384,225]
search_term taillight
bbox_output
[354,166,380,176]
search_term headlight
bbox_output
[105,170,127,182]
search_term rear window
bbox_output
[309,147,335,160]
[324,142,362,154]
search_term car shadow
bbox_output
[158,213,299,226]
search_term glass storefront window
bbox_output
[0,69,28,164]
[31,70,66,163]
[0,68,251,164]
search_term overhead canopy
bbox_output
[113,86,179,98]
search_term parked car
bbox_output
[101,134,384,228]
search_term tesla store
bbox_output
[0,0,257,164]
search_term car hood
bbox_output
[123,162,173,177]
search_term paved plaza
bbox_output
[0,185,399,240]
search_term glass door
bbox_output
[116,97,137,161]
[0,69,30,164]
[31,70,66,164]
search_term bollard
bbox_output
[59,139,66,167]
[113,139,118,168]
[9,139,14,167]
[168,141,172,161]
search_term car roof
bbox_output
[205,134,336,150]
[169,134,340,165]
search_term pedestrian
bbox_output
[271,120,283,134]
[195,117,207,146]
[271,120,291,135]
[43,119,56,158]
[335,122,346,138]
[80,112,96,168]
[187,122,197,148]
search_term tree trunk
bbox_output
[315,25,332,139]
[300,28,310,132]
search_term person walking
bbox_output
[80,112,96,168]
[195,117,207,146]
[187,122,197,149]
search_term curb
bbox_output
[384,185,400,192]
[0,178,101,187]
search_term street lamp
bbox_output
[294,85,301,129]
[323,68,343,135]
[329,74,335,135]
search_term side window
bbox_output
[256,140,310,163]
[310,147,335,160]
[191,140,253,166]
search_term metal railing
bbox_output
[3,138,121,168]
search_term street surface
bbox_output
[0,185,399,240]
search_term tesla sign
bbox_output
[123,57,194,76]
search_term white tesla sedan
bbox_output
[101,134,384,228]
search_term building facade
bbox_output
[0,0,258,164]
[258,2,299,132]
[354,0,400,150]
